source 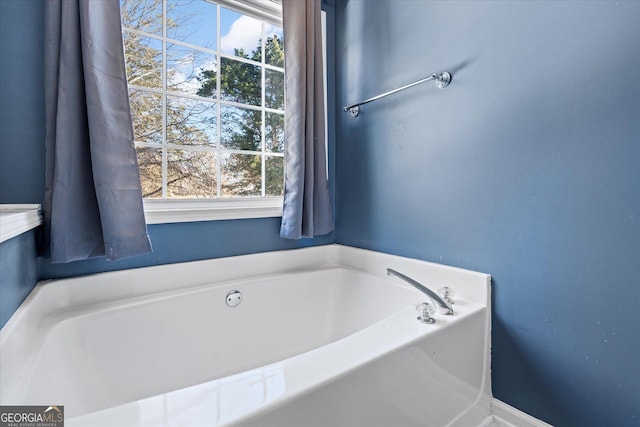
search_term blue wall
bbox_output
[0,0,45,203]
[0,231,39,328]
[335,1,639,426]
[40,218,333,279]
[0,0,44,330]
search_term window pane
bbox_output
[167,149,216,198]
[167,96,216,146]
[265,156,284,196]
[120,0,162,35]
[220,105,261,151]
[123,32,162,89]
[220,57,261,106]
[137,147,163,198]
[130,90,162,144]
[166,0,216,50]
[221,153,261,197]
[220,8,261,61]
[123,2,287,202]
[167,44,217,97]
[129,89,162,144]
[265,69,284,110]
[265,31,284,67]
[265,112,284,153]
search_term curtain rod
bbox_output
[343,71,451,117]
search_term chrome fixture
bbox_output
[386,268,454,315]
[417,302,436,324]
[344,71,451,117]
[226,290,242,307]
[438,286,455,305]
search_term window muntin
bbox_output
[120,0,285,200]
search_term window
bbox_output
[120,0,285,223]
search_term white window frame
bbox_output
[123,1,326,224]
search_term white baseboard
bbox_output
[489,399,554,427]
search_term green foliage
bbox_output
[196,36,285,196]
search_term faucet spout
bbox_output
[386,268,454,315]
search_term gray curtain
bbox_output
[43,0,152,263]
[280,0,334,239]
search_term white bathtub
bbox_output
[1,245,498,426]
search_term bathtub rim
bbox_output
[1,245,490,342]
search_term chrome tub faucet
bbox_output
[386,268,454,315]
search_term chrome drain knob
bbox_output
[226,290,242,307]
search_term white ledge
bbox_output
[143,197,283,224]
[0,204,43,244]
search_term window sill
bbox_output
[143,198,283,224]
[0,204,43,244]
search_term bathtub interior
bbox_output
[0,245,492,426]
[2,267,426,416]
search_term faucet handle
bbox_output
[438,286,455,305]
[417,302,436,324]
